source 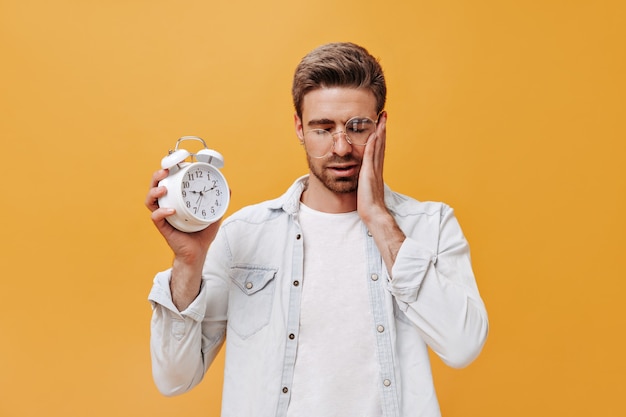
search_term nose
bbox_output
[331,131,352,156]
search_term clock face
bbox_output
[180,164,228,221]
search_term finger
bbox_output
[376,112,387,145]
[364,112,386,170]
[151,207,175,223]
[145,184,167,211]
[146,169,170,210]
[150,169,169,188]
[364,131,378,161]
[150,208,181,239]
[374,112,387,166]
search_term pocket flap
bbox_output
[231,266,277,296]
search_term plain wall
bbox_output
[1,0,624,416]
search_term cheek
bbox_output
[305,154,327,175]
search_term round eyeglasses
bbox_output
[302,116,378,158]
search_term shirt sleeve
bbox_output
[387,205,489,368]
[148,249,229,395]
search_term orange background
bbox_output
[1,1,625,416]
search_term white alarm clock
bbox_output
[157,136,230,232]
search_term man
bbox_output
[145,42,488,417]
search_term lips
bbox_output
[327,164,358,176]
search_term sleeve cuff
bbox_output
[147,269,206,322]
[387,238,437,305]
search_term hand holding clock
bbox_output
[146,137,231,310]
[146,168,223,311]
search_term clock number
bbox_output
[176,166,226,221]
[187,170,205,181]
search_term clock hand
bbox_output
[188,189,204,205]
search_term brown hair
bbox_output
[292,42,386,118]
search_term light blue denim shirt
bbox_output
[149,175,488,417]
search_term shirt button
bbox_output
[296,234,302,240]
[371,273,379,281]
[367,230,373,237]
[383,379,391,387]
[377,325,385,333]
[293,280,300,286]
[288,333,295,340]
[245,282,253,290]
[282,387,289,393]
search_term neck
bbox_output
[300,178,357,213]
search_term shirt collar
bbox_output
[267,174,405,217]
[266,174,309,215]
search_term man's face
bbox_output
[295,87,379,194]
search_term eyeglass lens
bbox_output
[304,117,376,158]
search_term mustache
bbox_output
[325,155,360,164]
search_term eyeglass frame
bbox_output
[300,111,384,159]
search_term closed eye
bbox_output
[308,129,330,136]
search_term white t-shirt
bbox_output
[287,203,382,417]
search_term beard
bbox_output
[306,154,361,194]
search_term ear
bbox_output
[294,112,304,143]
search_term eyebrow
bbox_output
[307,118,336,128]
[307,115,378,128]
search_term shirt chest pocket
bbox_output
[228,265,278,339]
